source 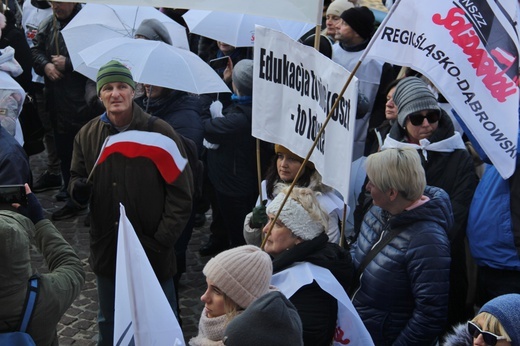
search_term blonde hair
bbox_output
[365,147,426,201]
[224,294,242,321]
[472,312,512,342]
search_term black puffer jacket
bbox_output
[384,113,478,326]
[351,186,452,345]
[273,233,354,346]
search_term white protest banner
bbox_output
[252,26,358,202]
[365,0,519,179]
[114,204,184,346]
[50,0,323,24]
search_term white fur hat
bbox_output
[266,187,326,240]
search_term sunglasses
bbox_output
[407,111,440,126]
[467,321,507,346]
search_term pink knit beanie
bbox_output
[203,245,272,309]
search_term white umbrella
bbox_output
[78,37,230,95]
[182,10,315,47]
[62,4,190,78]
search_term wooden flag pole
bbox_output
[261,60,362,249]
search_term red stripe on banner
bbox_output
[97,141,182,184]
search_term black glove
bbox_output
[17,193,45,224]
[249,202,268,229]
[72,178,93,205]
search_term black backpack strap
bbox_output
[18,275,40,333]
[357,227,404,275]
[350,226,404,296]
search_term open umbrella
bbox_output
[182,10,314,47]
[62,4,189,78]
[78,37,230,95]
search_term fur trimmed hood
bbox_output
[442,323,472,346]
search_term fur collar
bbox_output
[442,323,472,346]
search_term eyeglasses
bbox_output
[407,110,440,126]
[467,321,507,346]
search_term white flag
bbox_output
[114,204,184,346]
[272,262,374,346]
[364,0,519,179]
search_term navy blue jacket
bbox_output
[351,186,452,345]
[203,102,258,197]
[0,126,31,185]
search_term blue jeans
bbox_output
[96,275,179,346]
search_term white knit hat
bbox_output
[266,187,326,241]
[326,0,354,17]
[203,245,272,309]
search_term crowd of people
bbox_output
[1,0,519,345]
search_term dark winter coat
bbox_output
[351,186,452,345]
[31,5,94,133]
[69,103,193,281]
[0,125,31,185]
[0,212,85,346]
[273,233,354,346]
[383,111,478,326]
[203,102,258,197]
[385,112,477,245]
[0,9,33,93]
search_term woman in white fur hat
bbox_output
[263,186,354,346]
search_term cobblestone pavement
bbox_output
[29,152,211,345]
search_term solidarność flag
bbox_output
[364,0,519,179]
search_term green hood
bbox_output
[0,210,34,296]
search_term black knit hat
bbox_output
[340,6,375,40]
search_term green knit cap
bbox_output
[96,60,135,95]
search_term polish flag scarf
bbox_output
[94,130,187,184]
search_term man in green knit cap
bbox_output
[69,60,193,345]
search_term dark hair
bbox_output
[264,155,315,199]
[385,78,401,96]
